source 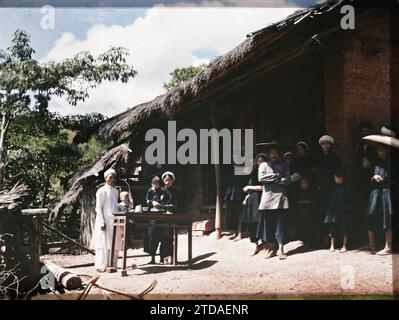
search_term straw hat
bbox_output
[362,134,399,149]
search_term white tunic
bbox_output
[90,184,120,251]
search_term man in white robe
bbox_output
[90,168,121,272]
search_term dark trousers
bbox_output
[268,210,285,246]
[257,209,285,246]
[144,225,173,259]
[247,222,259,243]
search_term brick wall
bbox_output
[324,9,392,171]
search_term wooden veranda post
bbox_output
[209,107,223,240]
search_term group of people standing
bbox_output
[90,169,178,272]
[90,122,397,271]
[224,123,398,260]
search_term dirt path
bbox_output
[38,233,395,299]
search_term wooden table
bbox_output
[109,210,192,276]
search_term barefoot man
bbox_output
[91,168,120,272]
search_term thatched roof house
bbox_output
[51,143,130,219]
[53,0,399,244]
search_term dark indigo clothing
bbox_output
[291,154,316,178]
[143,224,173,259]
[241,191,262,224]
[146,188,164,208]
[240,169,262,242]
[324,184,351,236]
[162,187,177,205]
[162,186,179,214]
[241,192,262,243]
[223,202,241,231]
[315,152,342,198]
[241,169,262,224]
[223,170,247,231]
[324,184,351,224]
[256,209,285,245]
[367,159,397,231]
[144,187,173,258]
[314,152,342,228]
[293,188,316,244]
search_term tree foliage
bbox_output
[0,30,136,209]
[163,65,205,91]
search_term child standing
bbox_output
[293,176,316,248]
[324,170,351,253]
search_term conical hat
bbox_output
[362,135,399,149]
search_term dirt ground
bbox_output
[36,233,397,300]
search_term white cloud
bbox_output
[43,7,298,117]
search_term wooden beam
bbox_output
[21,208,49,216]
[42,260,82,290]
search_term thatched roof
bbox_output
[98,0,359,140]
[51,143,131,218]
[52,0,385,217]
[0,184,28,205]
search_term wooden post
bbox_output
[209,109,223,240]
[108,218,118,273]
[173,224,178,266]
[188,221,192,268]
[31,215,42,288]
[121,216,128,277]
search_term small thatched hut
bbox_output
[53,0,399,244]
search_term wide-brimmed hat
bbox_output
[362,134,399,149]
[256,140,290,150]
[381,126,396,137]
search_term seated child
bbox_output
[324,170,352,253]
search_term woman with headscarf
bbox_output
[241,153,268,256]
[314,135,342,247]
[159,171,178,264]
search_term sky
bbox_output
[0,1,320,117]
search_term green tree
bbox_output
[163,65,205,91]
[0,30,137,187]
[6,109,110,209]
